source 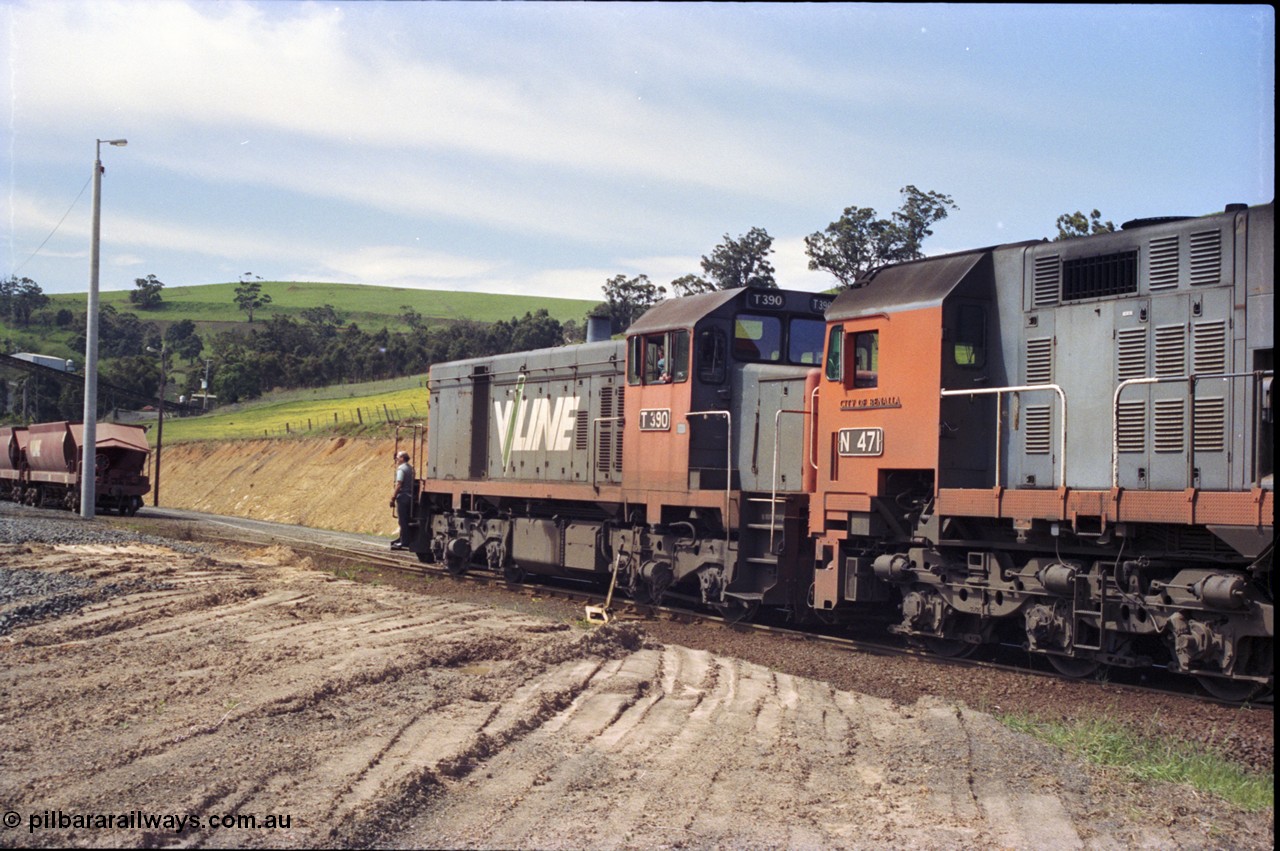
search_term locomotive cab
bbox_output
[812,250,1008,546]
[623,287,830,504]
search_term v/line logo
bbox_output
[494,386,581,468]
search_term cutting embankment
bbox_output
[157,437,401,537]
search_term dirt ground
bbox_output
[0,531,1272,849]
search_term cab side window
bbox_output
[953,304,986,368]
[630,330,691,385]
[853,330,879,388]
[697,329,727,383]
[825,324,843,382]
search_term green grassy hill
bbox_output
[158,375,429,443]
[4,281,599,362]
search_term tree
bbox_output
[601,274,667,332]
[805,185,958,288]
[164,318,204,363]
[669,274,716,298]
[1054,209,1116,240]
[234,273,271,322]
[699,227,777,290]
[129,274,165,310]
[0,276,49,327]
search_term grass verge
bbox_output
[1000,714,1273,812]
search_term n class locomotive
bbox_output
[407,202,1273,700]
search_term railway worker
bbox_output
[389,450,415,550]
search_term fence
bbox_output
[257,402,423,438]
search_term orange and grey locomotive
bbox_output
[414,286,831,619]
[408,202,1273,699]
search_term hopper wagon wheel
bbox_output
[445,555,469,577]
[127,497,141,517]
[504,563,526,584]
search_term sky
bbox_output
[1,2,1274,303]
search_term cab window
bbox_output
[953,304,986,368]
[733,314,782,362]
[825,324,843,381]
[788,318,826,365]
[697,329,727,383]
[853,330,879,388]
[629,330,690,385]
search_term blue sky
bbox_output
[2,2,1274,302]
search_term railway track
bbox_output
[131,507,1271,710]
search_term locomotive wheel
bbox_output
[922,637,979,659]
[445,556,468,577]
[1046,655,1100,679]
[1195,675,1264,703]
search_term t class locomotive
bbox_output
[407,201,1273,700]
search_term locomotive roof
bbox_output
[826,250,991,321]
[626,289,743,335]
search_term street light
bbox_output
[146,342,167,507]
[80,138,127,519]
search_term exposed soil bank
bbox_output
[158,437,401,538]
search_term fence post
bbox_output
[357,408,362,425]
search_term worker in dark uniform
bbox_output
[390,450,415,550]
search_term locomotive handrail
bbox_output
[809,385,820,472]
[687,410,732,553]
[940,383,1067,488]
[1111,370,1273,490]
[771,407,811,552]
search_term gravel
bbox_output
[0,503,193,635]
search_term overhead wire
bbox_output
[10,174,93,276]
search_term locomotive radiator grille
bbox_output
[1189,229,1222,286]
[1031,255,1060,307]
[1024,405,1053,455]
[1192,397,1226,452]
[1154,399,1186,453]
[1192,320,1227,374]
[1154,325,1186,377]
[1025,338,1054,384]
[1148,235,1180,290]
[1116,327,1148,380]
[1116,400,1147,453]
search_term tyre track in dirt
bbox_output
[0,533,1272,849]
